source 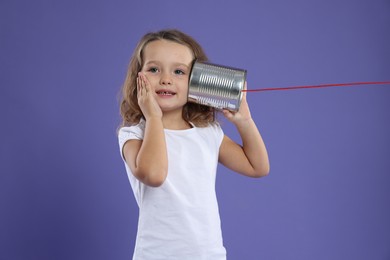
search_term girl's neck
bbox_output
[161,110,192,130]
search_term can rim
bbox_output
[188,60,247,112]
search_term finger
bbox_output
[137,76,141,96]
[139,73,149,96]
[137,73,145,94]
[141,73,150,93]
[222,109,234,119]
[137,76,143,98]
[242,81,248,100]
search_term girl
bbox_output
[118,29,269,260]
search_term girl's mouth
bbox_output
[156,90,176,96]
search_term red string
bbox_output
[242,81,390,92]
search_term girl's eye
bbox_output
[174,69,185,75]
[148,67,159,73]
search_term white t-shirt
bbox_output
[118,119,226,260]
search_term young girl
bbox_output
[118,29,269,260]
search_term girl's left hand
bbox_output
[222,82,252,124]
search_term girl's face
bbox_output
[141,39,193,114]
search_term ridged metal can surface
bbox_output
[188,61,246,112]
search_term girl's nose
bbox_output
[159,72,172,85]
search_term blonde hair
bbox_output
[119,29,217,127]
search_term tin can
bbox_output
[188,61,246,112]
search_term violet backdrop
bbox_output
[1,0,389,259]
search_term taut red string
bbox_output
[242,81,390,92]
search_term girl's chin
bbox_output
[159,105,185,114]
[157,101,187,111]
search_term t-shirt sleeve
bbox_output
[118,121,145,161]
[213,122,224,148]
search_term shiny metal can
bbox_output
[188,61,246,112]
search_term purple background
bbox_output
[1,0,389,259]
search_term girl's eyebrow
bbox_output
[144,60,190,69]
[174,63,191,69]
[144,60,160,66]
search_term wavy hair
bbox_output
[119,29,217,127]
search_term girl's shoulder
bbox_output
[195,122,224,145]
[199,121,223,132]
[118,119,145,145]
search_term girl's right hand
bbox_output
[137,72,163,120]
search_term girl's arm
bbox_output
[219,83,270,177]
[122,73,168,187]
